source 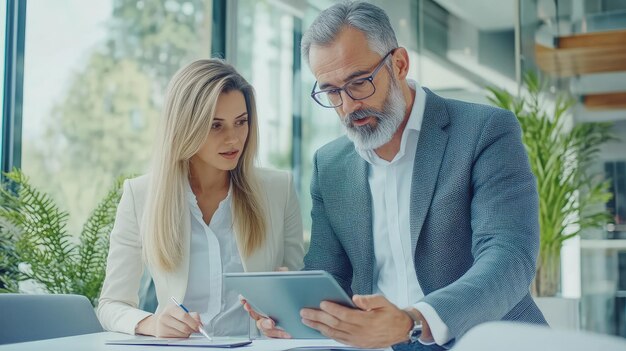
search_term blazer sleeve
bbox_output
[303,151,354,295]
[281,172,305,271]
[97,180,152,334]
[421,110,540,340]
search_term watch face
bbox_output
[409,324,423,343]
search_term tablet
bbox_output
[224,270,355,339]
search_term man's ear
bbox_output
[391,47,410,80]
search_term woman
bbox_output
[97,59,304,338]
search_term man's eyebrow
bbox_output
[212,112,248,121]
[318,69,370,90]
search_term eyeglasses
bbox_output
[310,49,396,108]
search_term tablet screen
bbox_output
[224,271,355,338]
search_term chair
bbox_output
[0,293,103,345]
[453,321,626,351]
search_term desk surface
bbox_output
[6,324,626,351]
[0,332,357,351]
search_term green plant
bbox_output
[0,169,125,305]
[487,72,615,297]
[0,220,20,292]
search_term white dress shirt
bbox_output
[357,79,451,346]
[184,184,248,337]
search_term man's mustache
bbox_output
[345,108,382,126]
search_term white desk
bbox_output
[6,323,626,351]
[0,332,356,351]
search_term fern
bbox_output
[0,221,20,293]
[76,177,124,304]
[0,169,126,305]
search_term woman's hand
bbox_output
[240,297,292,339]
[239,266,291,338]
[135,304,203,338]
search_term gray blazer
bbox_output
[304,89,547,347]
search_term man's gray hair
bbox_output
[301,1,398,65]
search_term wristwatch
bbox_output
[402,309,423,343]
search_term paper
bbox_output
[105,335,252,348]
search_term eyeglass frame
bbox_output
[310,48,397,108]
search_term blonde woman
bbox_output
[97,59,304,338]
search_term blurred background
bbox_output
[1,0,625,338]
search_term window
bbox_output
[232,0,295,170]
[231,0,342,239]
[0,1,6,160]
[21,0,215,233]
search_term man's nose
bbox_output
[339,91,361,116]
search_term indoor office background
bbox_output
[1,0,626,339]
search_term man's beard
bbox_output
[342,76,406,151]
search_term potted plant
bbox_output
[487,73,615,299]
[0,169,125,306]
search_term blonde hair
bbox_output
[143,59,266,272]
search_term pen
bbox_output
[170,296,213,341]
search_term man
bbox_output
[245,2,547,350]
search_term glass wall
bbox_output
[388,0,516,100]
[232,0,295,170]
[299,3,344,240]
[0,1,6,160]
[21,0,214,234]
[230,0,342,240]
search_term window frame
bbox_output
[1,0,26,174]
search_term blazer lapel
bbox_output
[410,90,450,253]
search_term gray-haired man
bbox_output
[245,2,547,350]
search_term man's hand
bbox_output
[300,294,431,349]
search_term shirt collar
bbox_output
[357,79,426,165]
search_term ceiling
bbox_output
[434,0,516,31]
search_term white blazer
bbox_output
[97,168,305,334]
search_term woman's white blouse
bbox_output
[184,185,248,336]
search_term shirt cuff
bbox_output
[414,301,452,346]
